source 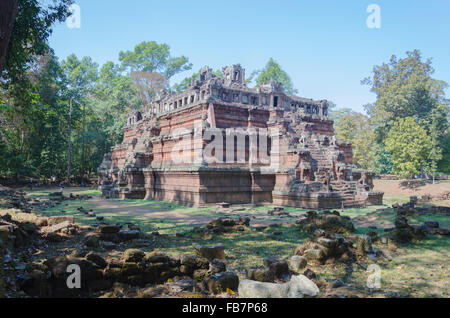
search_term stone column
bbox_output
[143,169,154,200]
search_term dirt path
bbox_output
[88,195,218,225]
[374,180,450,197]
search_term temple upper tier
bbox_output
[126,64,329,126]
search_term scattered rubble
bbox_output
[296,211,355,234]
[190,217,251,236]
[387,204,427,244]
[294,230,356,264]
[268,207,291,217]
[193,243,226,260]
[244,256,291,283]
[203,272,239,295]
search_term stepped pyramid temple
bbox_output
[98,65,384,208]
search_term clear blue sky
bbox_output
[48,0,450,113]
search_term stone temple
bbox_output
[98,64,383,208]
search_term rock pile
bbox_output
[191,216,251,236]
[387,206,426,244]
[0,188,93,216]
[245,256,291,283]
[296,211,355,234]
[21,247,239,297]
[294,230,356,264]
[203,272,239,295]
[0,214,41,249]
[81,223,143,248]
[268,207,291,217]
[421,221,449,235]
[0,189,33,213]
[193,243,226,260]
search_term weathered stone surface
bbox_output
[47,220,72,233]
[356,235,373,255]
[266,259,290,280]
[98,224,121,234]
[238,275,319,298]
[299,211,355,234]
[424,221,439,229]
[289,255,308,271]
[84,232,100,247]
[203,272,239,294]
[209,258,226,274]
[179,254,209,275]
[86,252,107,269]
[47,215,75,226]
[246,267,275,283]
[389,207,427,243]
[45,232,65,242]
[295,232,355,264]
[122,249,145,263]
[145,251,172,264]
[118,230,141,241]
[193,243,226,260]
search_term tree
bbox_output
[249,58,297,94]
[60,54,99,179]
[0,0,19,74]
[87,61,141,167]
[362,50,449,141]
[1,0,73,79]
[437,129,450,173]
[331,108,378,170]
[385,117,432,179]
[0,52,69,180]
[130,71,168,113]
[372,143,393,175]
[119,41,192,79]
[425,111,444,182]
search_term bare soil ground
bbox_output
[374,179,450,197]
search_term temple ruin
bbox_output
[98,64,384,208]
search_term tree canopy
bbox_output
[1,0,73,80]
[331,108,378,170]
[250,58,297,94]
[119,41,192,79]
[362,50,449,141]
[358,50,449,177]
[0,39,189,182]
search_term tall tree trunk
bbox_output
[0,0,19,75]
[67,98,72,184]
[87,143,91,177]
[81,103,86,179]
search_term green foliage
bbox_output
[119,41,192,79]
[385,117,432,178]
[361,50,449,176]
[3,0,73,81]
[249,58,297,94]
[373,144,393,175]
[362,50,449,141]
[331,108,377,170]
[1,38,192,181]
[424,111,444,179]
[0,53,68,179]
[60,54,99,99]
[437,129,450,173]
